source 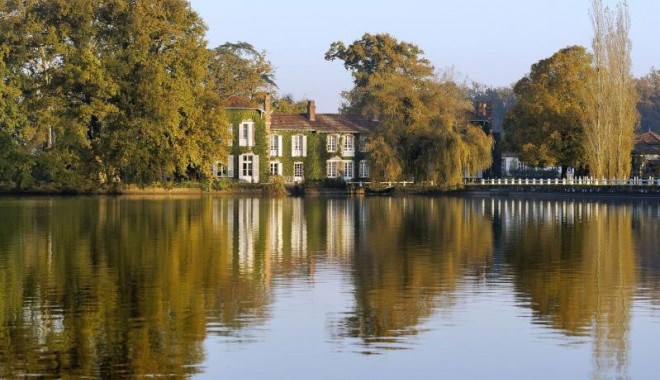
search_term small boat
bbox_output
[365,186,395,196]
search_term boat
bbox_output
[365,186,395,196]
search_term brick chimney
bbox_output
[264,94,272,134]
[307,100,316,121]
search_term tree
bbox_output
[208,41,276,102]
[636,68,660,132]
[272,94,309,114]
[503,46,593,175]
[0,0,228,189]
[582,0,639,178]
[325,33,492,187]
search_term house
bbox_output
[214,96,377,183]
[500,152,568,178]
[632,131,660,177]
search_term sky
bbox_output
[189,0,660,112]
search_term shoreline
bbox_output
[3,183,660,200]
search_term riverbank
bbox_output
[4,182,660,199]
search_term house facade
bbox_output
[214,96,376,184]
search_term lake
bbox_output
[1,195,660,379]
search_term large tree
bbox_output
[208,41,276,102]
[503,46,593,175]
[582,0,639,178]
[0,0,228,189]
[636,68,660,132]
[326,33,492,187]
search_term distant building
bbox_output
[632,131,660,177]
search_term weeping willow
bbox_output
[363,74,493,187]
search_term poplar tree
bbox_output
[583,0,639,178]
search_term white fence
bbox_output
[470,177,660,186]
[346,181,416,187]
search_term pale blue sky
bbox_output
[189,0,660,112]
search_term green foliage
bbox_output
[272,94,309,114]
[0,0,229,191]
[227,109,268,181]
[208,41,276,102]
[327,34,493,186]
[504,46,593,172]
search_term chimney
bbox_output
[264,94,272,134]
[307,100,316,121]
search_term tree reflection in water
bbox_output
[500,200,638,380]
[0,197,658,378]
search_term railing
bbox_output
[468,177,660,186]
[346,181,415,187]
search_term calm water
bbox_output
[1,196,660,379]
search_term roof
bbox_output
[634,131,660,144]
[271,113,378,134]
[225,95,259,109]
[633,131,660,155]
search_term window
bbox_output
[270,135,282,157]
[292,134,307,157]
[213,162,227,177]
[269,161,282,176]
[327,160,339,178]
[327,135,338,152]
[238,154,258,182]
[242,155,253,177]
[359,160,370,178]
[239,121,254,147]
[343,161,354,179]
[293,162,304,181]
[342,135,355,156]
[359,135,368,152]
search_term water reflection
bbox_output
[332,198,494,351]
[0,197,660,378]
[497,200,640,379]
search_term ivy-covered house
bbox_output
[214,96,377,184]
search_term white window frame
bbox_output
[269,161,282,176]
[343,160,354,180]
[269,135,283,157]
[293,162,304,182]
[327,135,338,153]
[342,135,355,157]
[359,160,370,178]
[326,160,340,179]
[238,154,259,183]
[292,134,307,157]
[239,120,255,147]
[213,161,227,177]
